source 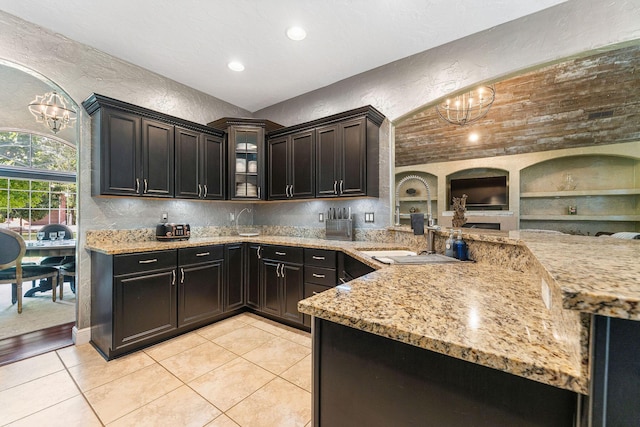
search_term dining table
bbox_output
[22,239,76,297]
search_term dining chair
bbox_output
[0,228,60,313]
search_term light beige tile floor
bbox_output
[0,314,312,426]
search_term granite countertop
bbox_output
[85,229,639,393]
[298,262,586,394]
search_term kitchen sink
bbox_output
[360,250,459,264]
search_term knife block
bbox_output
[325,218,353,241]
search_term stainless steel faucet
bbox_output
[395,175,437,253]
[235,207,252,234]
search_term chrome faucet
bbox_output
[395,175,436,253]
[235,207,252,234]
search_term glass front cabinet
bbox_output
[208,118,283,201]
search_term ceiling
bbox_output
[0,0,565,112]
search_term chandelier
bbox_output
[436,85,495,126]
[27,91,77,134]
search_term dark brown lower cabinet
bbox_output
[225,243,245,311]
[177,245,224,328]
[92,250,178,360]
[260,251,304,325]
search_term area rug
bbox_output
[0,282,75,340]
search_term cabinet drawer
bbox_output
[305,266,336,287]
[114,250,177,276]
[304,248,336,268]
[262,245,303,264]
[178,245,224,265]
[304,283,333,299]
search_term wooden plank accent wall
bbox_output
[395,45,640,167]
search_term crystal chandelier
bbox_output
[436,85,495,126]
[27,91,77,134]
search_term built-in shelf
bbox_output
[520,189,640,198]
[398,213,437,219]
[521,215,640,221]
[398,196,438,202]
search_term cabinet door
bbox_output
[290,130,315,199]
[201,133,225,200]
[174,127,201,199]
[315,124,339,197]
[261,260,281,317]
[228,126,264,200]
[339,118,367,196]
[114,268,177,351]
[268,135,289,200]
[246,243,261,310]
[101,109,141,196]
[281,263,304,324]
[141,118,174,197]
[225,243,245,312]
[178,260,223,328]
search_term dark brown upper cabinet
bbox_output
[175,127,225,200]
[207,118,283,201]
[266,106,384,200]
[267,129,315,200]
[83,93,224,199]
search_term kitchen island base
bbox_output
[313,318,583,427]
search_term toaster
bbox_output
[156,223,191,241]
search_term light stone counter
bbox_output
[85,228,638,394]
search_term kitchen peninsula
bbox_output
[297,229,640,426]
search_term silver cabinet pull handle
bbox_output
[275,251,286,256]
[333,180,337,195]
[198,184,202,198]
[257,246,262,259]
[203,184,208,198]
[313,273,326,278]
[181,267,185,284]
[135,178,140,193]
[276,263,281,278]
[339,278,347,284]
[312,256,325,260]
[281,264,285,278]
[258,186,261,199]
[340,180,344,194]
[172,270,176,285]
[286,184,290,198]
[138,259,157,264]
[312,291,319,295]
[144,178,148,193]
[196,252,210,257]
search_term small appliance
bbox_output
[156,223,191,241]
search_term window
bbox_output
[0,131,77,239]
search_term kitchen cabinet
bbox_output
[208,118,283,201]
[175,127,225,200]
[177,245,224,328]
[224,243,245,312]
[83,93,225,199]
[259,245,304,325]
[246,243,262,310]
[316,112,381,198]
[91,250,178,359]
[303,248,337,327]
[267,130,315,200]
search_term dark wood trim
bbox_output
[0,322,74,367]
[208,117,284,133]
[267,105,386,138]
[82,93,225,137]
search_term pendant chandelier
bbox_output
[436,85,495,126]
[27,91,77,134]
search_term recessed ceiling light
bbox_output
[286,26,307,41]
[228,61,245,72]
[468,132,479,142]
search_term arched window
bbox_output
[0,130,77,238]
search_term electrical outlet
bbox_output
[364,212,375,223]
[229,212,235,222]
[319,212,324,222]
[161,212,168,222]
